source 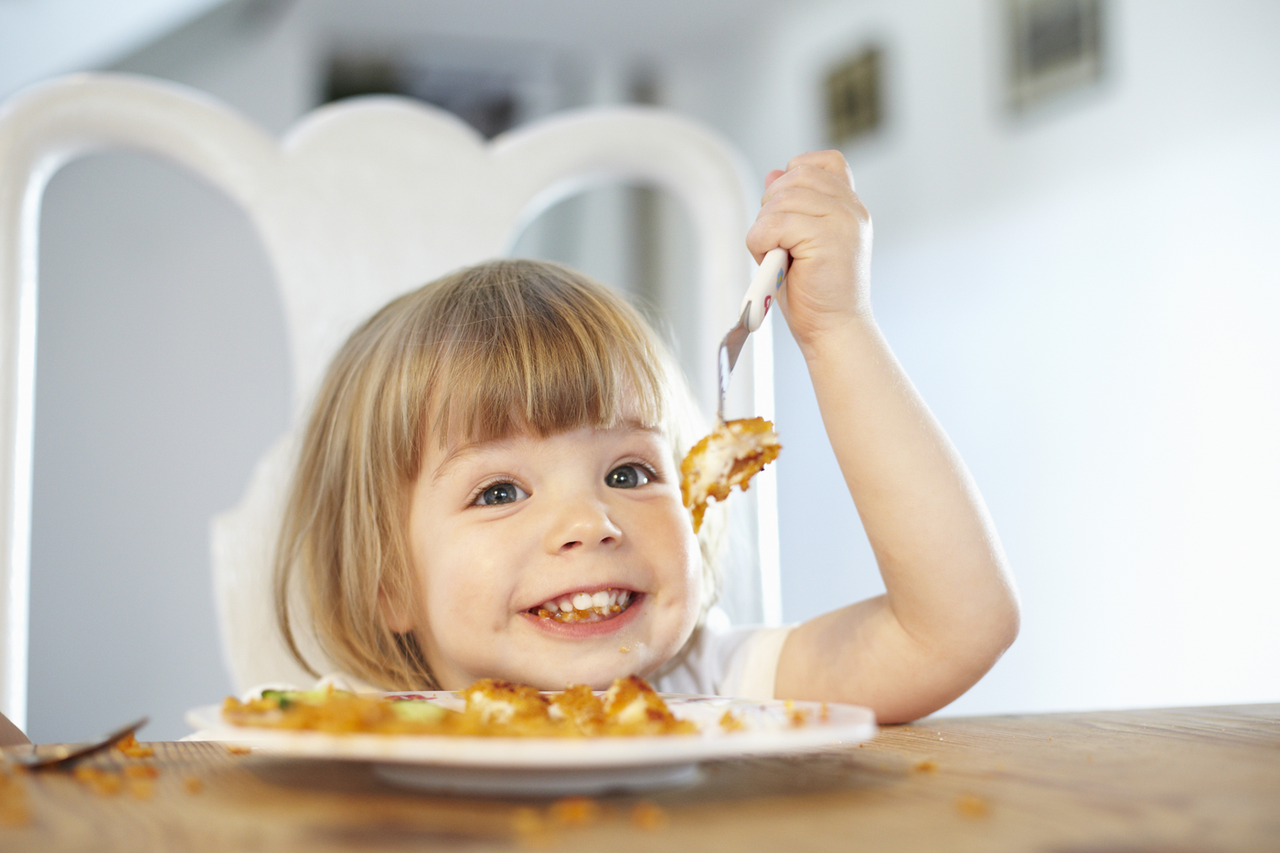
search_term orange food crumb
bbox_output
[225,744,252,755]
[124,764,159,779]
[913,759,938,773]
[183,776,203,794]
[956,794,989,817]
[630,800,668,831]
[115,733,154,758]
[784,701,810,728]
[719,710,746,732]
[74,766,122,796]
[511,806,554,849]
[548,796,599,826]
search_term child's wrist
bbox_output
[795,312,880,364]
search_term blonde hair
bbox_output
[276,259,720,689]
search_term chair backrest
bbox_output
[0,72,779,720]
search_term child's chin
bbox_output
[518,657,652,692]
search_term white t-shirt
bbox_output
[653,619,794,699]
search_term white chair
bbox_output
[0,72,779,728]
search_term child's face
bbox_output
[396,416,702,690]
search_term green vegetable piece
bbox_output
[391,700,451,723]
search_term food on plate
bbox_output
[221,675,697,738]
[680,416,781,532]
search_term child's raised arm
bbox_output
[748,151,1020,723]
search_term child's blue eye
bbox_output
[606,465,651,489]
[475,482,528,506]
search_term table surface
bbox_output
[3,703,1277,852]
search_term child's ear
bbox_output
[378,587,416,633]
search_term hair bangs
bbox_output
[425,262,668,449]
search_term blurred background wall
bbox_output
[2,0,1277,741]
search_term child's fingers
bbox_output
[748,150,864,263]
[747,192,837,250]
[761,158,854,209]
[746,201,863,263]
[786,150,855,190]
[747,181,865,261]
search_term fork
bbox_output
[717,248,789,421]
[8,716,149,770]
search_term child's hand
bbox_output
[745,150,873,355]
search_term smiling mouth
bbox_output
[529,589,635,624]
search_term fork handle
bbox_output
[740,248,790,332]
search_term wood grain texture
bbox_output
[2,704,1277,852]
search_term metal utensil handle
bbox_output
[740,248,790,332]
[18,715,149,770]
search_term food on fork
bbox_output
[221,675,697,738]
[680,417,781,532]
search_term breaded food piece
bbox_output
[601,675,698,736]
[458,679,568,736]
[550,684,608,734]
[680,417,781,532]
[461,679,551,726]
[222,676,697,738]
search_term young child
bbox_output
[275,150,1019,724]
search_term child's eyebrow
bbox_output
[429,441,499,484]
[429,422,665,483]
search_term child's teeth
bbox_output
[534,589,634,622]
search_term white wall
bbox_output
[0,0,231,99]
[665,0,1280,715]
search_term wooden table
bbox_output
[3,704,1277,852]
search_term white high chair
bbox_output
[0,72,779,729]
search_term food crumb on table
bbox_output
[74,766,122,796]
[955,794,989,818]
[115,734,154,759]
[630,800,668,831]
[548,796,599,826]
[124,764,158,780]
[512,796,666,846]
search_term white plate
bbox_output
[185,693,876,796]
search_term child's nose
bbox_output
[545,499,622,554]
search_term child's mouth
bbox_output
[528,589,634,624]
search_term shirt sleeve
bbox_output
[654,609,795,699]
